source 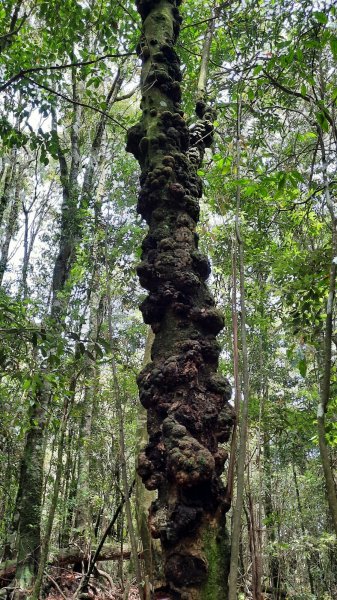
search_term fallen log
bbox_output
[55,545,132,567]
[0,545,132,587]
[0,481,137,590]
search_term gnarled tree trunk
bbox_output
[127,1,234,597]
[135,329,163,594]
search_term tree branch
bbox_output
[115,84,139,101]
[24,77,128,131]
[181,16,217,30]
[0,52,135,93]
[262,69,313,102]
[75,479,135,597]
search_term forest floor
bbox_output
[44,569,141,599]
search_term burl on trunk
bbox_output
[126,0,234,598]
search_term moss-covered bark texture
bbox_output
[127,1,234,598]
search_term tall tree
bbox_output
[127,0,234,597]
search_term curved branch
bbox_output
[0,52,136,93]
[24,77,128,131]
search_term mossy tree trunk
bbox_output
[127,1,234,597]
[316,127,337,538]
[13,389,47,596]
[0,160,22,285]
[135,329,163,594]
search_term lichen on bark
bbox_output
[127,0,234,597]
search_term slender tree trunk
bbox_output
[74,286,102,546]
[21,206,29,298]
[127,2,234,597]
[30,393,72,600]
[105,252,144,600]
[225,242,241,506]
[72,156,109,553]
[228,95,250,600]
[316,129,337,536]
[20,183,51,299]
[0,153,16,228]
[0,441,14,562]
[264,434,282,600]
[59,432,78,549]
[0,0,23,53]
[0,164,21,285]
[292,466,315,595]
[81,71,122,206]
[13,388,49,597]
[246,482,262,600]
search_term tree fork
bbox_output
[127,1,234,597]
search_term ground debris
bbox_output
[44,569,141,600]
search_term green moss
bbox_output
[200,517,230,600]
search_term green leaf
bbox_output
[330,36,337,60]
[23,379,32,391]
[298,357,307,377]
[298,132,317,142]
[277,172,287,191]
[313,11,328,24]
[253,64,263,75]
[316,111,329,132]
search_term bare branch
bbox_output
[24,77,128,131]
[0,52,136,93]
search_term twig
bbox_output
[0,53,135,92]
[262,69,313,102]
[45,572,68,600]
[74,479,135,598]
[96,568,114,590]
[116,84,139,102]
[24,77,128,131]
[181,16,217,30]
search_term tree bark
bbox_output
[12,388,48,594]
[225,241,241,506]
[0,152,16,228]
[73,285,102,547]
[316,128,337,537]
[0,163,21,285]
[127,1,234,597]
[30,395,71,600]
[292,466,315,595]
[228,95,250,600]
[264,434,282,600]
[135,329,163,592]
[105,244,144,599]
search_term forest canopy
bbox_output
[0,0,337,599]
